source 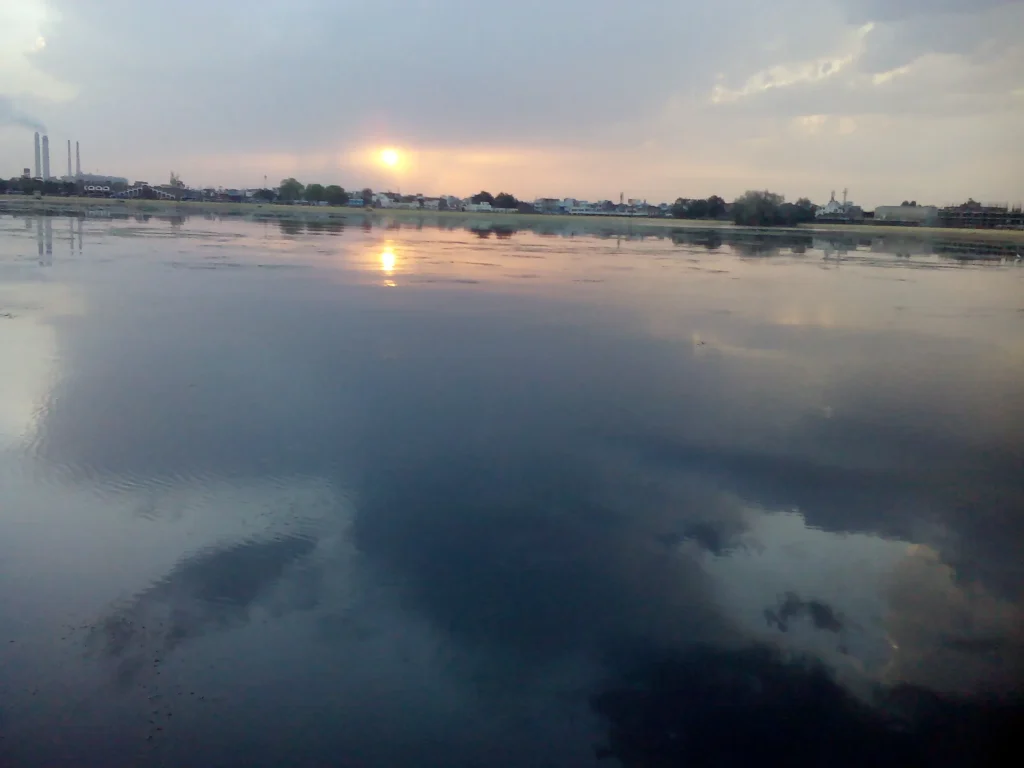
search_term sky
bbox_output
[1,0,1022,207]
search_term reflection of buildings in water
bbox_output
[933,240,1021,262]
[43,217,52,265]
[35,216,54,266]
[812,237,858,259]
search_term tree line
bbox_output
[673,191,818,226]
[274,178,372,206]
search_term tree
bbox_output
[278,177,304,203]
[672,196,723,219]
[781,197,818,225]
[254,188,276,202]
[471,190,495,205]
[305,183,325,204]
[169,171,185,189]
[732,190,786,226]
[494,192,518,209]
[324,185,349,206]
[361,188,373,207]
[689,199,710,218]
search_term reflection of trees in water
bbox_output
[303,219,346,235]
[592,644,1023,767]
[278,219,305,236]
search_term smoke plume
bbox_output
[0,95,46,133]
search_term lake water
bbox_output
[1,213,1022,766]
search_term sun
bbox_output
[380,149,400,168]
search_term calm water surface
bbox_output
[1,214,1022,766]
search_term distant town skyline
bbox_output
[1,1,1022,209]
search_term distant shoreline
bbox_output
[3,196,1023,243]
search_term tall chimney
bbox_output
[67,140,72,178]
[34,132,41,178]
[42,135,51,180]
[75,141,81,178]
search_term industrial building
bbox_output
[873,205,939,226]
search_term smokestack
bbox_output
[42,135,50,180]
[75,141,81,178]
[34,132,41,178]
[67,139,72,178]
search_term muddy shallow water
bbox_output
[1,214,1022,766]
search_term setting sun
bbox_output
[380,149,400,168]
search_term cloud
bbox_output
[712,23,874,104]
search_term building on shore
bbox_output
[874,204,939,226]
[815,189,863,222]
[938,200,1024,230]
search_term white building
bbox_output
[816,190,857,218]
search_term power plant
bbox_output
[26,133,105,182]
[41,135,50,180]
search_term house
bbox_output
[373,192,400,208]
[569,201,604,215]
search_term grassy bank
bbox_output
[3,195,1023,244]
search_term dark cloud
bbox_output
[839,0,1020,22]
[764,592,844,634]
[591,644,1024,767]
[35,0,711,149]
[88,533,318,687]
